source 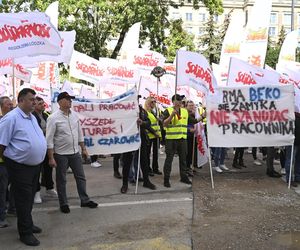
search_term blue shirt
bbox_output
[0,107,47,166]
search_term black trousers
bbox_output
[233,148,245,164]
[112,154,121,172]
[147,138,159,172]
[122,140,150,187]
[37,154,54,191]
[5,158,40,236]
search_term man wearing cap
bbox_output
[162,94,192,187]
[0,88,46,246]
[46,92,97,214]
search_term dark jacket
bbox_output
[139,105,156,143]
[32,111,49,135]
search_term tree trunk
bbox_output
[111,28,128,59]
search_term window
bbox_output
[214,15,219,23]
[186,13,193,21]
[284,13,292,26]
[270,12,277,24]
[171,12,181,20]
[199,13,206,22]
[185,26,193,34]
[198,27,205,35]
[268,27,276,37]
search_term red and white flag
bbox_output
[227,57,281,86]
[0,58,32,82]
[194,121,208,167]
[0,12,61,59]
[176,50,216,94]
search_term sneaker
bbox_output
[34,191,42,204]
[247,149,252,154]
[281,168,286,175]
[219,164,229,171]
[81,200,98,208]
[46,189,57,197]
[0,219,8,228]
[91,162,102,168]
[253,160,262,166]
[213,166,223,173]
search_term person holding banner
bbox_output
[162,94,192,188]
[0,89,47,246]
[144,97,162,175]
[46,92,98,214]
[120,103,157,193]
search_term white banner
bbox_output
[0,58,32,82]
[176,50,216,94]
[124,48,165,76]
[220,11,244,66]
[70,50,105,85]
[30,62,60,88]
[227,57,281,86]
[0,12,61,59]
[70,89,140,155]
[207,85,295,147]
[45,1,59,28]
[240,0,272,68]
[278,30,298,64]
[15,30,76,65]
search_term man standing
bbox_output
[162,94,192,187]
[32,96,57,204]
[0,96,14,228]
[46,92,97,214]
[0,89,47,246]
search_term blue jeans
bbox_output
[285,145,300,182]
[0,164,8,221]
[213,147,226,167]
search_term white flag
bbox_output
[45,1,59,29]
[176,50,216,94]
[195,122,208,167]
[227,57,281,86]
[0,12,61,59]
[278,30,298,64]
[0,58,32,82]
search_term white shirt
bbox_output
[46,109,84,155]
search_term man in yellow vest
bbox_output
[162,94,192,187]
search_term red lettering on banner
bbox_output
[76,62,104,76]
[73,104,94,113]
[107,66,134,78]
[248,55,262,67]
[49,63,56,84]
[235,72,256,85]
[79,118,115,126]
[133,53,159,67]
[164,65,176,72]
[0,58,29,75]
[14,64,29,75]
[82,127,117,136]
[38,63,46,80]
[32,86,45,93]
[0,22,51,43]
[149,92,171,105]
[210,110,231,125]
[185,62,214,93]
[233,110,289,123]
[103,91,113,98]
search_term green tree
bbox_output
[265,26,286,68]
[0,0,223,60]
[163,19,195,62]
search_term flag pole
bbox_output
[135,127,141,194]
[12,58,16,105]
[288,144,294,189]
[207,147,215,189]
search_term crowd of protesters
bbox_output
[0,88,299,246]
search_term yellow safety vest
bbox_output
[199,107,207,124]
[147,111,161,139]
[165,107,188,140]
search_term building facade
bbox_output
[169,0,300,44]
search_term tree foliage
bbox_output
[0,0,223,60]
[198,11,230,64]
[163,19,195,62]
